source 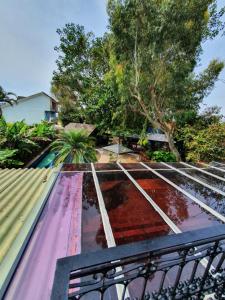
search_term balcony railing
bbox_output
[51,225,225,300]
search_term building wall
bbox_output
[2,94,51,125]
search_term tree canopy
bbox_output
[107,0,224,160]
[52,0,225,160]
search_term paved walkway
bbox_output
[96,148,141,163]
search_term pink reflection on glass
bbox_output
[6,172,83,300]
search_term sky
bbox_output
[0,0,224,114]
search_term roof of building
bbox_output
[147,133,168,142]
[3,161,225,298]
[64,123,96,135]
[103,143,133,154]
[0,92,58,108]
[0,167,58,294]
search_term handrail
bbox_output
[51,225,225,300]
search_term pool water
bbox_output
[36,151,56,168]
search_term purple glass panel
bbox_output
[129,171,221,232]
[62,163,91,171]
[6,172,83,300]
[94,163,120,170]
[158,170,225,215]
[97,171,171,245]
[82,173,107,252]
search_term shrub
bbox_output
[29,121,56,141]
[181,123,225,162]
[51,129,97,165]
[0,149,23,168]
[146,150,177,162]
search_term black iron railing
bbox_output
[51,225,225,300]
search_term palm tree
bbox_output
[0,86,18,117]
[51,129,97,165]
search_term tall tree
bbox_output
[52,23,144,131]
[0,86,17,117]
[107,0,225,161]
[52,24,110,125]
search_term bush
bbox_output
[146,150,176,162]
[0,149,23,168]
[181,123,225,162]
[0,117,57,168]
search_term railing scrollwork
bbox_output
[51,225,225,300]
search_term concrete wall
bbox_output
[2,94,51,125]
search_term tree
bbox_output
[0,86,18,117]
[180,122,225,162]
[51,24,143,132]
[51,130,97,164]
[176,106,225,161]
[107,0,225,161]
[51,24,111,126]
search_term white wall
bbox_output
[2,94,51,125]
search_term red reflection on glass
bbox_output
[97,172,171,245]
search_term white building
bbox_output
[1,92,58,125]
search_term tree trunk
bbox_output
[165,131,181,162]
[0,108,2,118]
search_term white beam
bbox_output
[91,163,129,300]
[200,162,225,174]
[181,162,225,183]
[117,162,181,234]
[161,162,225,197]
[140,162,225,224]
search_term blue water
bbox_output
[36,151,56,168]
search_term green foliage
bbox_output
[138,137,149,148]
[0,118,37,155]
[51,130,97,165]
[29,121,56,141]
[52,24,113,129]
[0,117,56,168]
[52,23,144,132]
[146,150,177,162]
[107,0,225,160]
[0,149,23,168]
[180,123,225,162]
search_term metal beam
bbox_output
[91,164,116,247]
[181,162,225,182]
[117,162,182,234]
[161,162,225,197]
[117,163,212,269]
[140,162,225,224]
[213,161,225,167]
[91,163,129,300]
[200,162,225,174]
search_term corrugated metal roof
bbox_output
[0,167,58,294]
